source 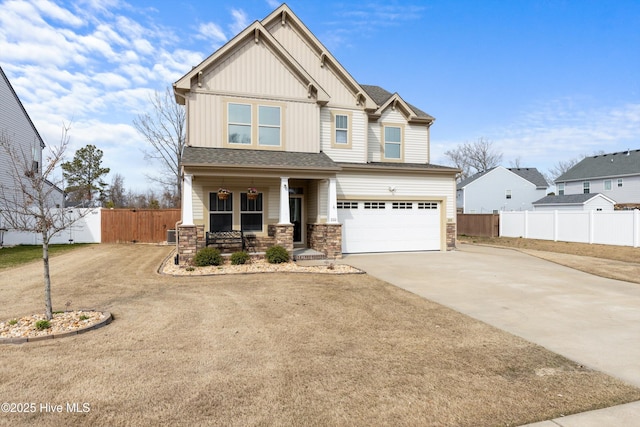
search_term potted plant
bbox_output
[247,187,258,200]
[217,187,230,200]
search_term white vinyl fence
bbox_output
[1,208,101,246]
[500,210,640,247]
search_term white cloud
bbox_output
[265,0,281,9]
[197,22,227,45]
[229,8,249,36]
[33,0,85,27]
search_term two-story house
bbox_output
[456,166,548,213]
[1,66,64,241]
[554,149,640,209]
[173,4,458,263]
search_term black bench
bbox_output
[206,230,245,252]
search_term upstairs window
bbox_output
[583,181,590,194]
[505,189,512,199]
[604,180,612,191]
[335,115,348,144]
[228,103,251,144]
[258,106,280,146]
[384,125,402,160]
[557,183,565,195]
[618,178,624,187]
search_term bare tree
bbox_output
[509,156,522,168]
[0,125,91,320]
[444,137,503,180]
[106,173,127,208]
[133,87,185,205]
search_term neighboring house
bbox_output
[555,149,640,205]
[456,166,548,213]
[173,4,458,262]
[0,66,64,211]
[532,193,616,211]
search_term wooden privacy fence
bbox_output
[101,209,181,243]
[457,213,500,237]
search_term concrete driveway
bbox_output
[343,244,640,389]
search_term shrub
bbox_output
[193,247,223,267]
[35,320,51,330]
[8,319,18,326]
[230,251,250,265]
[265,245,290,264]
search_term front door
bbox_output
[289,196,303,245]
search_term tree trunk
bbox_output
[42,234,53,320]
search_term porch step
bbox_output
[292,248,326,261]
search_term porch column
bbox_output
[327,177,338,224]
[278,177,291,224]
[182,174,194,226]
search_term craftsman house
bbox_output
[173,4,458,263]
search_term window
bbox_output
[335,114,348,144]
[210,192,233,231]
[392,202,412,209]
[557,183,565,196]
[383,125,402,160]
[505,189,512,199]
[418,202,437,209]
[240,193,263,232]
[258,106,280,146]
[583,181,590,194]
[228,104,251,144]
[604,180,612,191]
[337,201,358,209]
[618,178,624,188]
[364,202,385,209]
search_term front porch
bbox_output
[176,172,343,266]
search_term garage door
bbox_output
[337,200,441,253]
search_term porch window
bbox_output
[258,106,280,146]
[228,103,251,144]
[583,181,590,194]
[210,192,233,231]
[384,125,402,160]
[240,193,263,232]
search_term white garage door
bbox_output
[337,201,441,253]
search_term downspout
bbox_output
[172,85,188,264]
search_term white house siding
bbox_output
[320,107,367,163]
[462,167,545,213]
[367,109,429,164]
[562,176,640,204]
[367,124,382,162]
[266,21,360,108]
[187,92,319,153]
[404,123,429,164]
[336,172,456,219]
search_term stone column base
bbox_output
[308,223,342,259]
[177,224,204,266]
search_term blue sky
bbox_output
[1,0,639,191]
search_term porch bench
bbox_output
[206,230,245,252]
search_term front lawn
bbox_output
[0,244,90,269]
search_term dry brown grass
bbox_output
[1,244,639,426]
[459,236,640,284]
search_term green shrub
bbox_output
[265,245,290,264]
[35,320,51,330]
[230,251,250,265]
[193,247,223,267]
[8,319,18,326]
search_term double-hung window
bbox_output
[557,183,565,195]
[604,180,612,191]
[210,193,233,231]
[228,103,252,144]
[335,114,348,144]
[384,125,402,160]
[240,193,263,232]
[618,178,624,187]
[583,181,590,194]
[258,106,280,146]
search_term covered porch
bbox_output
[176,148,343,266]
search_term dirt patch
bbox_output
[1,244,639,426]
[459,236,640,284]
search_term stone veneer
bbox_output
[177,224,205,266]
[307,223,342,259]
[267,224,294,254]
[446,222,456,250]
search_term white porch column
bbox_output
[327,177,338,224]
[181,174,194,226]
[278,177,291,224]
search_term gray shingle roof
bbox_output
[360,84,434,120]
[457,167,548,189]
[556,149,640,182]
[182,147,341,170]
[533,193,610,205]
[508,168,548,188]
